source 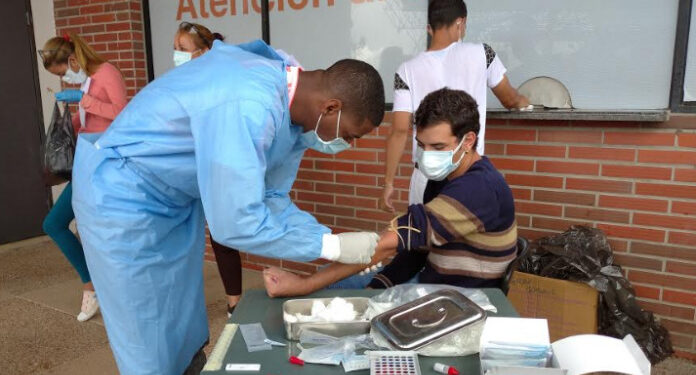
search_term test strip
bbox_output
[225,363,261,372]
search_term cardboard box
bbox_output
[506,271,598,342]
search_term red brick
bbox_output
[281,260,317,274]
[506,174,564,188]
[356,210,394,222]
[80,4,104,14]
[315,182,354,195]
[335,217,378,231]
[632,284,661,300]
[663,290,696,307]
[304,149,333,159]
[669,334,695,350]
[515,202,563,216]
[604,131,675,146]
[247,254,281,267]
[299,159,313,169]
[518,228,557,240]
[636,183,696,199]
[534,190,596,206]
[628,270,696,290]
[532,217,586,231]
[507,144,566,158]
[56,7,80,18]
[315,204,354,217]
[106,22,132,32]
[569,147,635,161]
[674,168,696,182]
[516,215,531,227]
[638,300,694,320]
[67,15,90,25]
[672,201,696,216]
[292,180,313,191]
[295,192,334,204]
[601,164,672,180]
[666,261,696,276]
[335,196,377,209]
[335,173,376,186]
[242,262,264,272]
[355,163,383,175]
[678,133,696,148]
[634,213,696,231]
[565,207,630,224]
[537,160,599,175]
[538,130,602,144]
[631,241,696,262]
[638,150,696,165]
[295,202,313,212]
[612,253,663,271]
[485,143,505,155]
[93,33,118,42]
[566,178,632,194]
[335,150,377,162]
[314,214,335,226]
[669,232,696,247]
[596,224,665,242]
[661,319,696,336]
[314,160,354,172]
[675,351,696,362]
[356,186,382,198]
[486,129,536,142]
[608,239,628,252]
[488,157,534,171]
[511,188,532,200]
[82,24,105,34]
[355,138,385,149]
[296,170,333,182]
[598,195,668,212]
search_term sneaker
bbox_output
[227,305,236,319]
[77,290,99,322]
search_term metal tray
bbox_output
[371,289,486,350]
[282,297,371,340]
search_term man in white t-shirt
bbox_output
[382,0,529,210]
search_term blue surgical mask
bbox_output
[173,50,192,67]
[301,110,351,154]
[416,138,466,181]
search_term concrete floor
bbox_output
[1,236,694,374]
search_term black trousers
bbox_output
[210,239,243,296]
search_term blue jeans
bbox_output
[43,183,91,283]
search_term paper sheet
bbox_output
[551,334,649,375]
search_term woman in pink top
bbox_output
[39,33,127,322]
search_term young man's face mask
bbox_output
[301,110,351,154]
[416,137,466,181]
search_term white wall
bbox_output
[683,5,696,102]
[31,0,66,201]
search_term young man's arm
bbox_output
[263,231,399,297]
[491,75,530,109]
[381,111,412,212]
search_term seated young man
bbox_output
[264,88,517,297]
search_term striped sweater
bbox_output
[369,156,517,289]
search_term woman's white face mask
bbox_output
[173,50,193,67]
[62,63,87,85]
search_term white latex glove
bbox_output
[335,232,379,264]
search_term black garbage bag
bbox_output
[518,225,673,364]
[44,102,76,181]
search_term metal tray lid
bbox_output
[371,289,486,350]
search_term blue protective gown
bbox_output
[71,40,329,374]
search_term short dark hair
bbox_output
[428,0,467,30]
[415,88,479,148]
[326,59,385,127]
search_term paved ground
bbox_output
[1,236,694,374]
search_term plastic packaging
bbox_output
[366,284,495,357]
[297,332,379,366]
[518,225,673,364]
[43,102,75,181]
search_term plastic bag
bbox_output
[518,225,673,364]
[365,284,495,357]
[44,102,76,181]
[297,332,379,367]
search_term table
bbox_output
[203,288,518,375]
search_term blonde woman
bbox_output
[39,33,127,321]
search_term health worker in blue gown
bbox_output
[71,39,385,375]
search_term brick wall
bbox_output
[51,0,696,360]
[53,0,148,98]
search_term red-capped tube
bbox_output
[433,362,459,375]
[289,356,305,366]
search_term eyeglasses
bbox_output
[179,22,200,36]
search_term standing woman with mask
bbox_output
[39,33,127,322]
[173,22,245,317]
